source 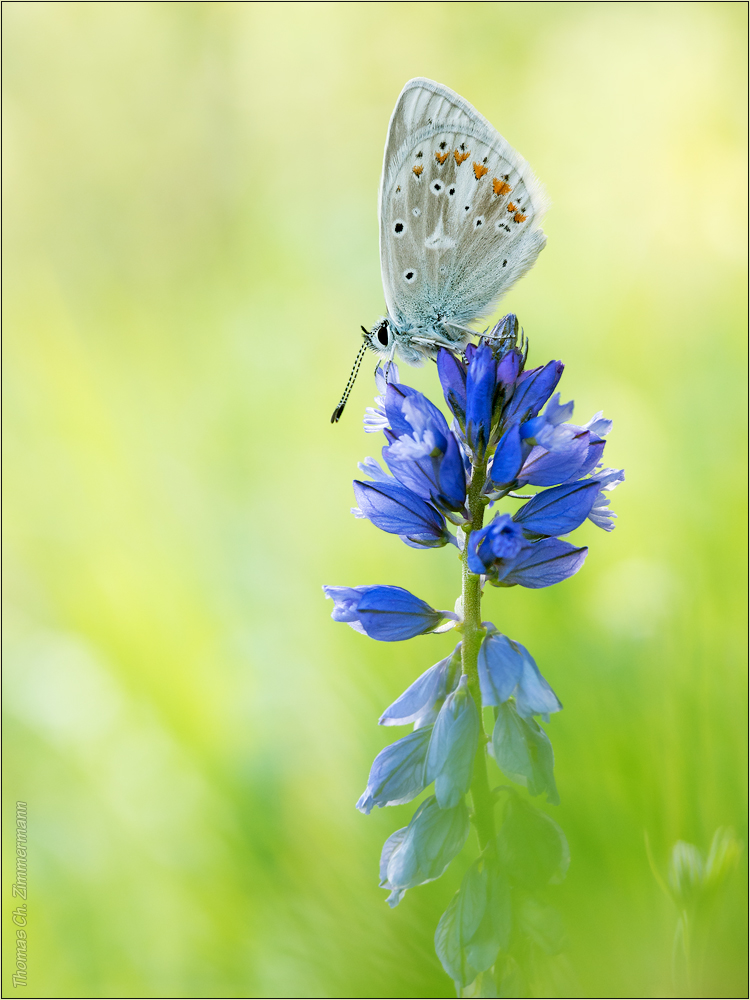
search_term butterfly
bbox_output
[332,78,548,422]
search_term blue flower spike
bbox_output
[326,315,622,992]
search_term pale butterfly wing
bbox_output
[378,78,548,352]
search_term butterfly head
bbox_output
[365,317,439,366]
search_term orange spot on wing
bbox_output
[435,151,449,164]
[454,149,470,165]
[412,165,423,176]
[507,202,517,213]
[513,212,526,223]
[492,178,512,196]
[473,162,489,180]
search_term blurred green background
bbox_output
[3,2,746,997]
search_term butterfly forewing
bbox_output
[379,79,548,344]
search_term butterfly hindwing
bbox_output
[378,79,548,348]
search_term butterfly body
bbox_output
[366,78,548,366]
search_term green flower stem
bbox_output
[461,456,495,850]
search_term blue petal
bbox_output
[379,828,408,907]
[375,362,400,394]
[468,514,526,575]
[518,432,591,487]
[479,631,562,719]
[425,676,480,808]
[513,480,601,536]
[490,423,524,485]
[465,342,497,457]
[356,585,445,641]
[385,383,451,446]
[380,646,461,726]
[514,653,562,718]
[500,539,588,588]
[437,348,467,427]
[381,383,467,511]
[357,456,394,483]
[567,438,606,482]
[540,392,575,426]
[356,726,432,813]
[491,703,559,803]
[322,585,366,622]
[385,433,467,512]
[353,479,448,543]
[381,796,470,906]
[477,631,524,704]
[504,360,563,425]
[466,530,487,576]
[496,348,523,391]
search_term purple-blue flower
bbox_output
[379,795,470,907]
[425,676,480,808]
[503,359,564,426]
[380,645,461,727]
[490,393,614,491]
[323,585,457,641]
[477,629,561,718]
[495,537,588,589]
[363,362,401,435]
[513,479,603,537]
[356,727,432,814]
[586,468,625,531]
[466,514,588,587]
[466,514,527,575]
[382,384,467,512]
[464,341,497,458]
[491,702,558,804]
[352,478,454,548]
[437,348,468,430]
[490,422,524,485]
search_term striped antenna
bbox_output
[330,334,369,423]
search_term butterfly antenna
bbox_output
[331,337,369,423]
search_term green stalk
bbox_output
[461,455,495,850]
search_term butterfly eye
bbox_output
[403,269,417,284]
[376,322,390,347]
[393,220,406,237]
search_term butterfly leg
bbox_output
[382,344,397,384]
[410,335,460,353]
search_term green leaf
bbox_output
[496,796,570,889]
[491,703,559,805]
